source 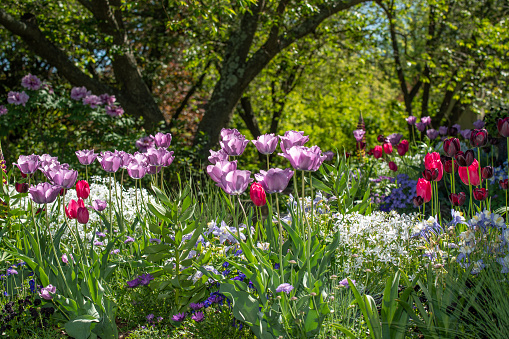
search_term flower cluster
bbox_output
[379,174,417,212]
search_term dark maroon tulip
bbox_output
[377,135,386,143]
[481,166,493,180]
[500,179,509,190]
[77,207,89,224]
[422,169,439,181]
[357,142,366,150]
[443,138,461,157]
[449,192,466,206]
[455,150,474,167]
[470,129,488,147]
[388,161,397,172]
[473,188,488,201]
[15,182,29,193]
[489,135,500,146]
[444,159,458,173]
[397,140,409,156]
[497,118,509,137]
[413,196,424,207]
[448,126,459,136]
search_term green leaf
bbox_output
[64,315,99,339]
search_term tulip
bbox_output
[416,122,426,132]
[397,140,409,156]
[98,151,122,173]
[279,130,309,153]
[416,178,432,203]
[147,165,161,175]
[65,199,78,219]
[444,160,457,173]
[135,136,155,153]
[438,126,448,135]
[481,166,493,180]
[377,135,386,143]
[448,126,459,136]
[421,116,431,125]
[146,148,174,167]
[40,284,56,300]
[422,169,438,181]
[51,168,78,189]
[424,152,443,181]
[324,151,335,162]
[473,188,488,201]
[413,196,424,207]
[470,129,488,147]
[279,145,326,172]
[250,183,266,206]
[387,133,403,146]
[255,168,294,194]
[455,150,475,167]
[458,159,481,186]
[449,192,466,206]
[207,160,237,183]
[208,149,228,164]
[353,129,365,142]
[252,134,279,155]
[220,128,249,156]
[14,154,40,175]
[76,180,90,199]
[383,143,393,154]
[500,179,508,190]
[15,182,29,193]
[29,182,61,204]
[219,170,253,195]
[460,129,471,140]
[473,120,485,129]
[75,150,98,166]
[116,150,133,169]
[373,145,383,159]
[443,138,461,157]
[131,152,149,166]
[388,161,397,172]
[127,161,147,179]
[151,132,172,148]
[426,129,439,140]
[406,116,417,125]
[92,199,108,211]
[77,207,89,224]
[497,118,509,137]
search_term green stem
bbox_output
[275,193,284,283]
[108,172,112,236]
[293,172,301,236]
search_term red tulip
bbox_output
[373,145,383,159]
[15,182,29,193]
[443,138,461,157]
[77,207,89,224]
[424,152,443,181]
[473,188,488,201]
[388,161,397,172]
[65,199,78,219]
[416,178,432,203]
[444,160,457,173]
[470,129,488,147]
[497,118,509,137]
[383,143,393,155]
[249,183,266,207]
[449,192,466,206]
[422,169,438,181]
[397,140,409,156]
[458,159,481,186]
[76,180,90,200]
[500,179,508,190]
[455,150,475,167]
[481,166,493,180]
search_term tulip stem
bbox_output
[275,193,284,284]
[120,169,124,224]
[467,168,473,218]
[108,173,112,235]
[293,171,302,236]
[85,165,88,183]
[308,172,314,275]
[301,170,305,231]
[266,154,270,171]
[452,161,455,194]
[237,196,251,244]
[160,167,164,190]
[477,148,482,187]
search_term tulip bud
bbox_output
[77,207,89,224]
[388,161,397,172]
[15,182,29,193]
[377,135,386,143]
[449,192,466,206]
[455,150,474,167]
[500,179,509,190]
[497,118,509,138]
[65,199,78,219]
[481,166,493,180]
[444,160,457,173]
[422,169,438,181]
[413,196,424,207]
[473,188,488,201]
[76,180,90,199]
[249,183,266,207]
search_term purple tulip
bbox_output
[387,133,403,146]
[251,134,279,155]
[353,129,365,142]
[14,154,40,174]
[105,105,124,117]
[21,74,42,90]
[208,149,228,164]
[473,119,484,129]
[147,165,161,175]
[51,168,78,188]
[207,160,237,183]
[146,148,174,167]
[39,154,58,166]
[279,130,310,153]
[74,150,98,166]
[0,105,7,116]
[406,116,417,125]
[127,161,147,179]
[70,86,91,100]
[135,136,155,153]
[131,152,148,166]
[416,122,426,132]
[115,150,133,169]
[460,129,472,140]
[220,128,249,156]
[83,95,101,108]
[279,145,327,172]
[438,126,448,135]
[219,170,253,195]
[7,91,29,106]
[29,182,61,204]
[254,168,294,194]
[40,284,56,300]
[426,129,439,140]
[98,151,122,173]
[421,116,431,125]
[151,132,172,148]
[92,199,108,211]
[452,124,461,132]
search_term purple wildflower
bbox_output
[172,312,186,322]
[275,283,294,294]
[192,311,205,322]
